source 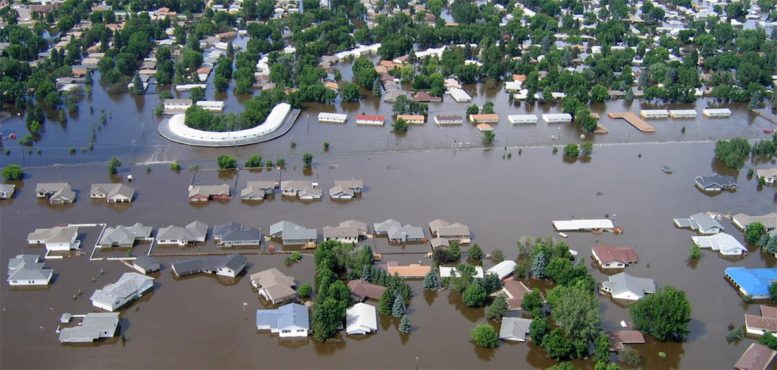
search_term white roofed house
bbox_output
[90,183,135,202]
[487,260,518,280]
[156,221,208,246]
[0,184,16,199]
[35,182,76,204]
[97,223,152,248]
[346,303,378,335]
[280,180,322,200]
[673,213,724,234]
[600,272,656,301]
[323,225,361,244]
[691,233,748,256]
[58,313,120,343]
[240,181,276,200]
[256,303,309,338]
[374,219,426,244]
[171,254,247,278]
[27,226,80,251]
[90,272,154,311]
[329,179,364,200]
[499,316,533,342]
[7,254,54,286]
[757,168,777,185]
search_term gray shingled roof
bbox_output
[256,303,309,331]
[157,221,208,242]
[98,223,152,246]
[59,313,119,343]
[602,272,656,299]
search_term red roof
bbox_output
[608,330,646,351]
[502,280,531,310]
[413,91,442,102]
[355,115,385,121]
[348,280,386,301]
[592,244,638,265]
[735,343,777,370]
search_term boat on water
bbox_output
[558,232,568,238]
[661,165,672,174]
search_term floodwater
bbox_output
[2,140,776,368]
[1,52,775,169]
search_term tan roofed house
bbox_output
[745,305,777,336]
[383,261,431,278]
[396,115,425,124]
[348,280,386,301]
[470,114,499,124]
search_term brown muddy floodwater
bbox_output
[1,141,776,369]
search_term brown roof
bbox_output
[502,280,531,310]
[348,280,386,301]
[412,92,442,102]
[385,262,431,278]
[469,114,500,122]
[512,74,527,82]
[592,245,638,265]
[396,114,425,122]
[746,314,777,333]
[607,330,645,352]
[735,343,777,370]
[379,60,396,69]
[761,305,777,319]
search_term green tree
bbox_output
[541,328,574,360]
[593,333,611,363]
[548,285,601,349]
[486,294,509,321]
[529,317,550,343]
[108,156,121,175]
[131,74,144,94]
[745,222,767,245]
[468,244,484,261]
[492,249,504,263]
[590,84,608,103]
[423,270,441,290]
[630,286,691,342]
[449,241,462,261]
[689,243,702,259]
[378,289,394,315]
[372,79,382,97]
[399,315,411,333]
[770,282,777,304]
[392,295,406,317]
[463,282,488,307]
[303,153,313,167]
[482,131,495,145]
[546,363,576,370]
[563,144,580,158]
[190,87,205,104]
[340,82,360,102]
[471,324,499,348]
[298,284,312,299]
[244,155,263,168]
[482,101,495,114]
[714,138,751,169]
[392,118,409,133]
[466,104,480,115]
[531,251,547,278]
[762,331,777,350]
[217,155,237,169]
[2,164,23,181]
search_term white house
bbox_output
[542,113,573,123]
[256,303,309,338]
[757,169,777,185]
[90,272,154,311]
[600,272,655,301]
[346,303,378,335]
[703,108,732,117]
[195,100,225,111]
[440,265,485,279]
[639,109,669,119]
[27,226,80,251]
[163,99,193,111]
[318,112,347,123]
[692,233,748,256]
[7,254,54,286]
[508,115,538,124]
[487,260,517,280]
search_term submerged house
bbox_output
[733,213,777,231]
[487,260,517,280]
[381,261,431,278]
[213,222,263,247]
[251,268,297,304]
[156,221,208,246]
[256,303,309,338]
[600,272,656,301]
[97,223,152,248]
[90,272,154,311]
[188,184,230,202]
[280,180,322,200]
[323,220,367,244]
[428,219,471,244]
[757,169,777,185]
[59,313,120,343]
[35,182,76,204]
[269,221,317,245]
[673,213,724,235]
[694,176,737,192]
[499,316,533,342]
[0,184,16,199]
[27,226,80,251]
[346,303,378,335]
[90,183,135,203]
[240,181,276,200]
[692,233,747,256]
[171,254,247,278]
[591,245,639,269]
[501,280,532,310]
[725,267,777,299]
[328,179,364,200]
[7,254,54,286]
[735,343,777,370]
[132,256,161,274]
[745,305,777,337]
[373,219,426,244]
[348,280,386,301]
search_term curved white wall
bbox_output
[168,103,291,143]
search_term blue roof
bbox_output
[725,267,777,297]
[256,303,309,330]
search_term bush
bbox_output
[2,165,24,181]
[392,118,408,133]
[217,155,237,169]
[170,162,181,171]
[486,294,509,321]
[491,249,504,264]
[285,251,302,265]
[303,153,313,167]
[563,143,579,158]
[244,155,263,168]
[714,138,751,169]
[462,282,487,307]
[471,324,499,348]
[276,158,286,168]
[468,244,484,261]
[298,284,312,299]
[689,243,702,259]
[108,156,122,175]
[619,347,642,366]
[482,131,495,145]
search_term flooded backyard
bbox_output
[1,139,776,368]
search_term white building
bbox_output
[355,115,385,126]
[7,254,54,286]
[669,109,697,118]
[434,115,464,125]
[439,265,484,278]
[542,113,573,123]
[163,99,192,111]
[703,108,732,117]
[318,112,347,123]
[27,226,80,251]
[508,115,538,124]
[447,88,472,103]
[175,84,207,91]
[640,110,670,119]
[90,272,154,311]
[195,101,225,111]
[346,303,378,335]
[692,233,748,256]
[487,260,517,280]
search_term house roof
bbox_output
[756,168,777,179]
[7,254,52,283]
[733,213,777,231]
[348,280,386,300]
[387,224,425,240]
[346,303,378,334]
[726,268,777,298]
[695,175,737,189]
[328,186,355,198]
[213,222,262,243]
[334,179,363,189]
[439,265,485,278]
[692,233,747,255]
[428,219,470,238]
[602,272,656,299]
[8,254,40,274]
[90,183,135,199]
[487,260,517,279]
[689,212,724,232]
[430,237,450,249]
[553,219,614,231]
[256,303,309,331]
[98,224,152,246]
[27,226,78,244]
[189,184,229,197]
[592,245,639,265]
[35,182,75,200]
[355,115,385,121]
[499,316,532,341]
[59,313,119,342]
[0,183,15,194]
[241,181,276,197]
[412,91,442,102]
[608,330,646,351]
[323,226,360,239]
[269,221,316,241]
[384,262,431,278]
[260,284,297,302]
[90,272,153,309]
[374,219,401,234]
[133,256,160,273]
[735,343,777,370]
[338,220,368,235]
[501,280,531,310]
[157,221,208,242]
[250,268,295,289]
[171,254,245,277]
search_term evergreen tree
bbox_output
[361,265,371,281]
[531,251,547,278]
[392,295,406,317]
[468,244,484,261]
[378,289,394,315]
[482,273,502,294]
[226,41,234,57]
[131,74,144,95]
[399,315,411,333]
[372,79,382,97]
[423,270,440,290]
[486,294,509,321]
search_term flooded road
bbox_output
[1,141,776,368]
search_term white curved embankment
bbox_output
[167,103,291,143]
